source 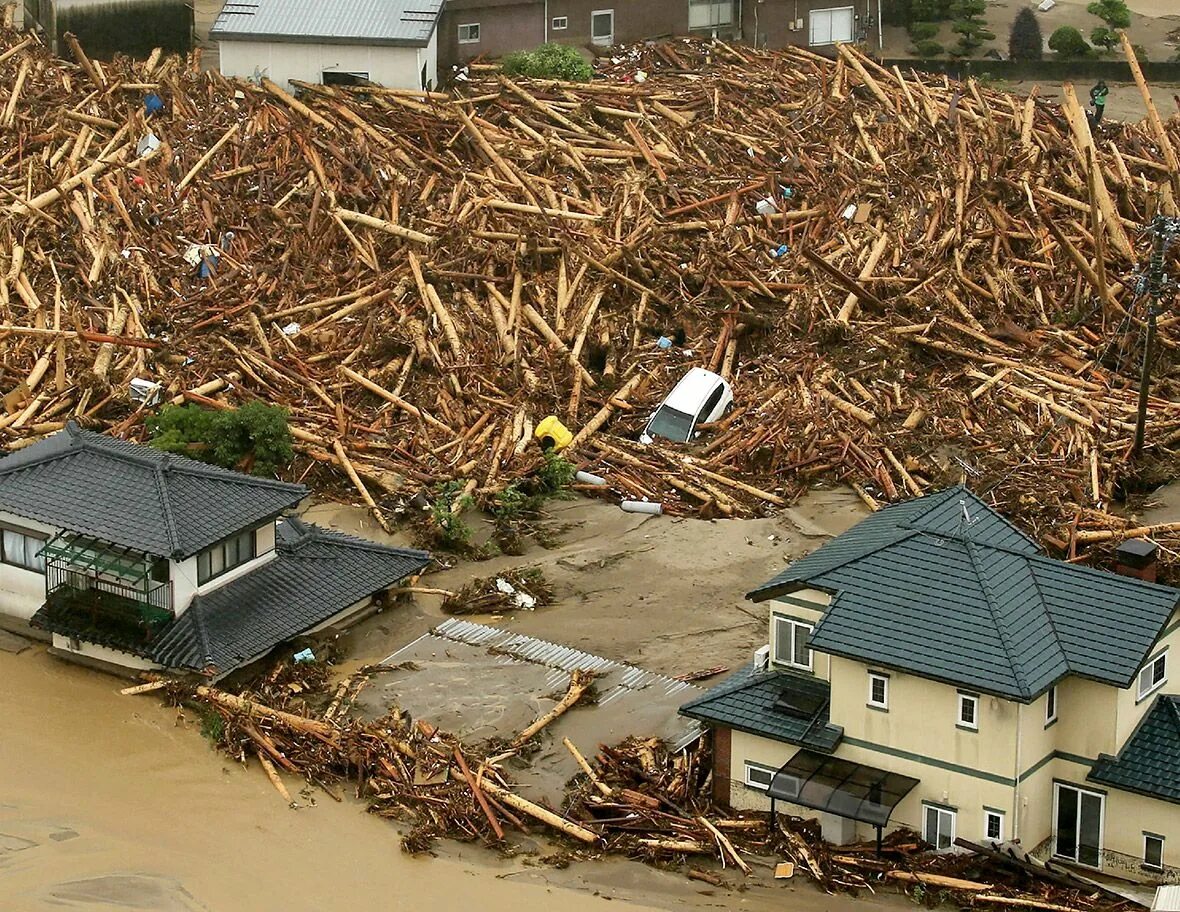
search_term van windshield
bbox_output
[646,405,694,442]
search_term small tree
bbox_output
[1009,7,1044,61]
[908,21,939,40]
[1087,0,1130,51]
[949,0,994,54]
[148,402,295,477]
[501,44,592,82]
[1048,25,1090,58]
[914,39,946,57]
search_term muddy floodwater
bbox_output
[0,490,905,912]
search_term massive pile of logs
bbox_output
[3,27,1180,568]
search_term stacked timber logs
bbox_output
[3,30,1180,569]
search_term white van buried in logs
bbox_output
[640,368,733,445]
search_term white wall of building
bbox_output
[52,633,159,673]
[218,37,437,91]
[0,510,58,622]
[170,521,278,613]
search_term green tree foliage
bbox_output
[147,402,294,477]
[1008,8,1044,61]
[910,0,952,21]
[1087,0,1131,29]
[908,21,940,40]
[501,44,592,82]
[949,0,994,54]
[1048,25,1090,58]
[914,39,946,57]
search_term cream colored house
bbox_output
[681,487,1180,883]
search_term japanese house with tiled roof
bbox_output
[681,486,1180,884]
[0,423,430,677]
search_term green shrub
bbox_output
[1008,8,1044,61]
[914,39,945,57]
[1087,0,1131,30]
[535,451,576,495]
[1090,26,1118,50]
[502,43,592,82]
[908,21,939,40]
[1048,25,1090,58]
[428,481,474,550]
[910,0,951,21]
[148,402,294,477]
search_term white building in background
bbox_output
[211,0,444,92]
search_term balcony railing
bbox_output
[40,574,174,655]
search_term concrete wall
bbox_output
[743,0,881,51]
[170,521,277,614]
[218,38,437,92]
[1114,609,1179,749]
[440,1,543,69]
[0,510,57,623]
[51,633,159,673]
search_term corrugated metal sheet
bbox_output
[385,618,705,750]
[1153,886,1180,911]
[211,0,444,46]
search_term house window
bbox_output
[1138,652,1167,700]
[923,804,956,851]
[551,16,568,29]
[743,761,777,792]
[809,6,854,46]
[458,23,480,44]
[984,809,1004,842]
[1,525,46,573]
[867,672,888,709]
[957,692,979,730]
[590,9,614,45]
[1144,833,1164,871]
[688,0,735,30]
[322,71,368,87]
[772,616,813,671]
[197,528,257,584]
[1045,685,1058,726]
[1054,783,1104,867]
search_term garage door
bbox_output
[809,6,854,45]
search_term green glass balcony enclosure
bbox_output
[36,532,173,655]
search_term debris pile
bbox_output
[128,672,1137,909]
[441,568,555,614]
[3,32,1180,566]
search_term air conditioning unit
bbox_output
[753,644,771,671]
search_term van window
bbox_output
[697,386,723,424]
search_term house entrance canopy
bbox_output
[768,749,920,827]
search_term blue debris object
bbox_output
[293,648,316,664]
[198,252,220,278]
[780,186,794,199]
[769,244,790,258]
[144,93,165,117]
[657,335,673,350]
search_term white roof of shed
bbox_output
[211,0,444,47]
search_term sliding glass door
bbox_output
[1054,783,1104,868]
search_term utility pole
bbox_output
[1132,216,1180,457]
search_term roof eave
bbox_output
[747,578,838,603]
[174,503,305,559]
[211,29,432,47]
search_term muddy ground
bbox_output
[0,486,896,912]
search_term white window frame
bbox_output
[808,6,854,47]
[984,809,1004,842]
[867,672,889,709]
[688,0,735,30]
[551,16,568,29]
[1045,685,1058,726]
[923,803,957,852]
[743,761,777,792]
[1138,651,1167,701]
[772,615,813,671]
[1,524,46,573]
[457,22,481,44]
[197,528,257,585]
[590,8,614,45]
[1144,833,1165,871]
[957,693,979,731]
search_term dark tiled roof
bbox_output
[0,423,307,558]
[748,486,1179,702]
[152,518,430,673]
[678,664,843,751]
[1090,695,1180,804]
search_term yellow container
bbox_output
[534,415,573,452]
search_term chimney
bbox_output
[1116,538,1158,583]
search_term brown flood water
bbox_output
[0,645,907,912]
[0,648,668,912]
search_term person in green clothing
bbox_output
[1089,80,1109,126]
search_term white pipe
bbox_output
[877,0,883,50]
[544,0,549,43]
[1013,702,1023,841]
